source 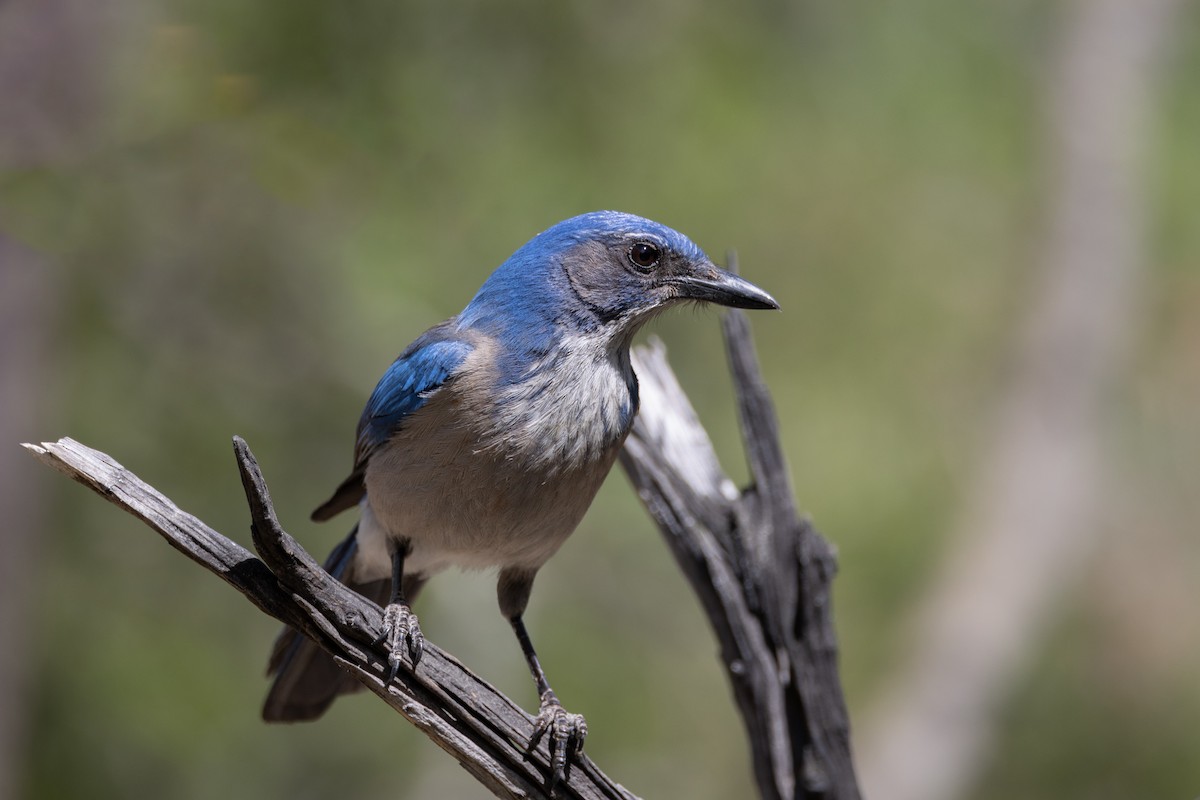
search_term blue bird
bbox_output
[263,211,778,783]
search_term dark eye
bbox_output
[628,241,662,271]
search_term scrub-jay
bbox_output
[262,210,778,783]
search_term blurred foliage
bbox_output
[3,0,1198,798]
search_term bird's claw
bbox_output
[526,691,587,791]
[376,602,423,681]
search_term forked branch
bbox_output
[22,437,635,800]
[25,305,858,799]
[620,306,859,800]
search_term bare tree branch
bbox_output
[619,308,860,800]
[24,307,859,799]
[22,437,638,800]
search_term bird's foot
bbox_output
[526,690,587,791]
[376,602,423,681]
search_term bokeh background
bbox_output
[2,1,1197,799]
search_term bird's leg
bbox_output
[377,540,423,680]
[512,615,588,782]
[498,568,586,790]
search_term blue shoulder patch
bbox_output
[354,323,473,463]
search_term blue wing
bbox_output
[311,322,473,521]
[356,325,473,459]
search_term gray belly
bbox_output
[355,392,623,579]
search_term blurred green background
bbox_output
[2,1,1197,798]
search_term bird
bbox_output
[262,210,778,786]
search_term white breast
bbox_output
[354,333,636,581]
[481,331,637,471]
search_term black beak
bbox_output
[671,266,780,311]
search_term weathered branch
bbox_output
[619,309,859,799]
[24,304,859,799]
[22,437,637,800]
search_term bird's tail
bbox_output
[262,525,389,722]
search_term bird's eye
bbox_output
[628,242,662,271]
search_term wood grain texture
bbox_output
[23,437,636,800]
[619,307,859,799]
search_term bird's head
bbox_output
[461,211,778,346]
